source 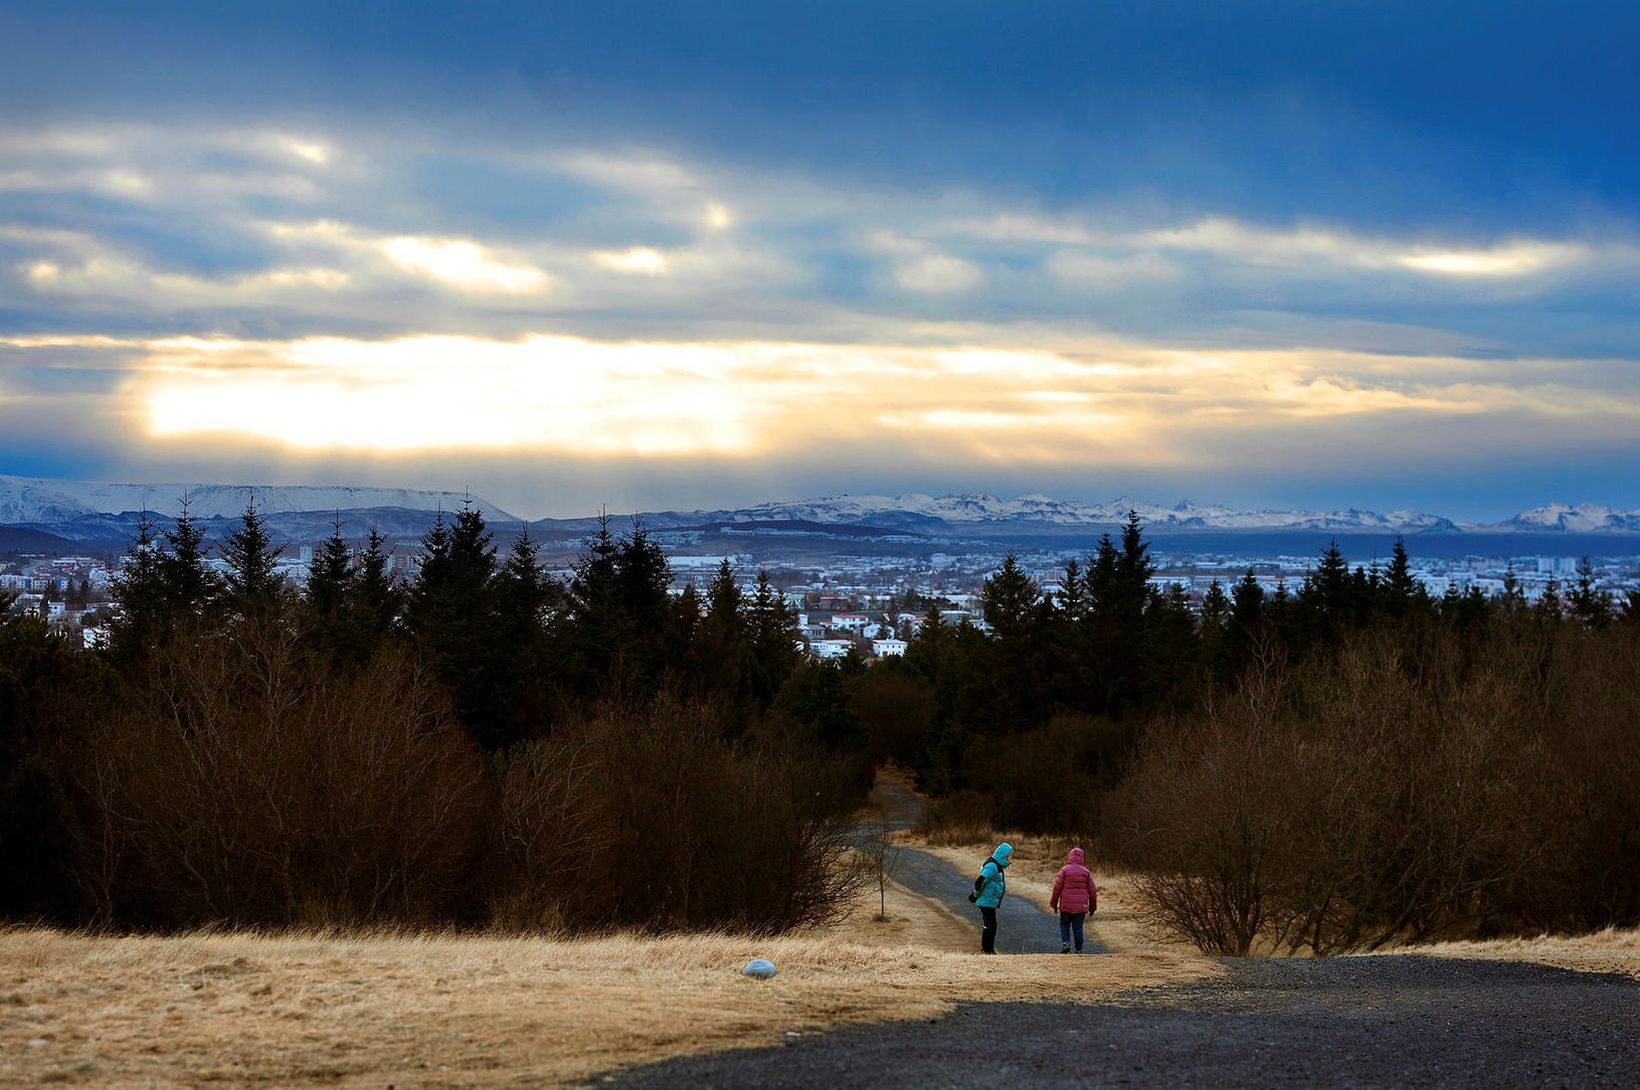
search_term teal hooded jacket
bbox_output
[974,842,1013,908]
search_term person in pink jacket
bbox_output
[1049,847,1098,953]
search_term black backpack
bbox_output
[970,855,1004,898]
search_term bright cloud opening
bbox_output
[1396,242,1587,278]
[379,237,550,294]
[100,331,1636,468]
[593,247,670,275]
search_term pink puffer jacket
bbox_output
[1050,848,1098,914]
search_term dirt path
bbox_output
[598,955,1640,1088]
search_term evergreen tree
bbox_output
[1226,569,1267,680]
[1140,583,1198,708]
[1198,579,1231,681]
[1384,536,1419,613]
[303,514,355,663]
[405,503,504,745]
[1300,539,1353,636]
[348,525,402,647]
[492,524,556,740]
[669,581,705,684]
[108,509,169,656]
[307,515,354,618]
[1084,534,1119,611]
[1056,559,1088,623]
[1117,510,1156,590]
[747,570,802,705]
[700,559,751,706]
[1499,564,1527,614]
[613,522,673,694]
[160,496,218,618]
[220,499,285,618]
[980,554,1040,638]
[1102,512,1156,713]
[563,516,624,694]
[1537,577,1563,620]
[1569,557,1614,628]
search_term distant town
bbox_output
[8,532,1637,663]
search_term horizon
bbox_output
[1,469,1635,527]
[4,4,1640,518]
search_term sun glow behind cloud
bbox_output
[378,237,550,294]
[84,331,1639,470]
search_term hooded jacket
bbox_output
[974,842,1013,908]
[1050,848,1098,915]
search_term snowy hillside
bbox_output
[1500,503,1640,533]
[662,493,1462,532]
[0,475,519,523]
[5,475,1635,535]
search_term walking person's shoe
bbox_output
[1060,943,1072,954]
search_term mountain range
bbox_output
[2,475,1639,547]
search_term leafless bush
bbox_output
[488,694,863,933]
[68,621,485,928]
[915,789,997,847]
[1114,669,1292,955]
[1112,622,1640,955]
[857,811,903,920]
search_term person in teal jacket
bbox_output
[968,842,1013,954]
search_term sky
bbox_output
[1,1,1638,521]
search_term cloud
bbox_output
[40,330,1620,471]
[1047,250,1178,288]
[1135,217,1607,281]
[3,113,1640,512]
[893,254,982,294]
[593,247,669,275]
[378,236,551,295]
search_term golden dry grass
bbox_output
[1363,928,1640,981]
[0,924,1214,1089]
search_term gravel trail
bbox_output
[597,956,1640,1088]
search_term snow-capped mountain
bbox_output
[1499,503,1640,533]
[4,475,1636,537]
[647,492,1461,533]
[0,475,519,524]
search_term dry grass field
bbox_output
[0,917,1213,1089]
[1367,928,1640,981]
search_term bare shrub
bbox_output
[1113,621,1640,955]
[1113,667,1292,955]
[69,621,485,928]
[489,695,862,933]
[915,789,997,847]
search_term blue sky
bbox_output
[1,1,1637,519]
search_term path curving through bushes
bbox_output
[863,778,1107,956]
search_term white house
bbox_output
[810,638,855,660]
[872,638,908,657]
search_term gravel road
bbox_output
[597,956,1640,1088]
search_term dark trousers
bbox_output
[1059,911,1087,952]
[979,906,998,953]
